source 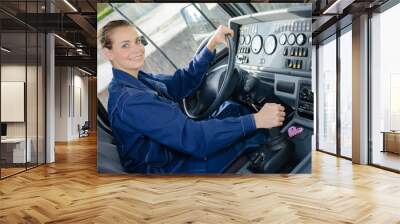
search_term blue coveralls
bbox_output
[108,47,268,173]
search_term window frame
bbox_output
[315,0,400,173]
[315,22,353,161]
[368,1,400,173]
[0,0,47,180]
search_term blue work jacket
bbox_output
[108,47,257,173]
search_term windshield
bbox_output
[97,3,231,106]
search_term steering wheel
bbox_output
[183,34,238,120]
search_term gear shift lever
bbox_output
[247,127,294,173]
[244,97,295,173]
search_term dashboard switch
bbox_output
[303,48,308,57]
[287,59,292,68]
[283,47,288,56]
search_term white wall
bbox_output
[55,66,68,141]
[1,65,26,138]
[71,72,89,138]
[1,65,33,138]
[54,67,89,141]
[1,63,46,164]
[1,82,25,122]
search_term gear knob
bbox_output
[243,76,258,93]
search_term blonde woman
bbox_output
[99,20,285,173]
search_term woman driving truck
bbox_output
[99,20,286,173]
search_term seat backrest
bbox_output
[98,99,110,126]
[97,98,126,173]
[97,99,112,136]
[97,123,126,173]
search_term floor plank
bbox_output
[0,134,399,223]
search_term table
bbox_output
[1,138,32,163]
[381,131,400,154]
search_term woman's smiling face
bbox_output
[103,25,145,73]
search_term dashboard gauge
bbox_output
[251,35,263,54]
[288,33,296,45]
[239,35,245,44]
[245,35,251,45]
[296,33,306,45]
[279,33,287,45]
[264,35,277,55]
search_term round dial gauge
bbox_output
[251,35,263,54]
[288,33,296,45]
[279,34,287,45]
[239,35,245,44]
[264,35,277,55]
[296,33,306,45]
[245,35,251,45]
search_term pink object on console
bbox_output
[288,126,304,138]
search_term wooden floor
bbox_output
[1,163,46,178]
[1,134,400,223]
[1,167,26,178]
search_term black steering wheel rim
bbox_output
[183,33,236,120]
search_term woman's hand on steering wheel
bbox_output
[183,25,236,120]
[207,25,234,51]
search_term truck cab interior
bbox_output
[97,3,313,174]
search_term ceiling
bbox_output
[0,0,394,76]
[310,0,389,42]
[0,0,96,75]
